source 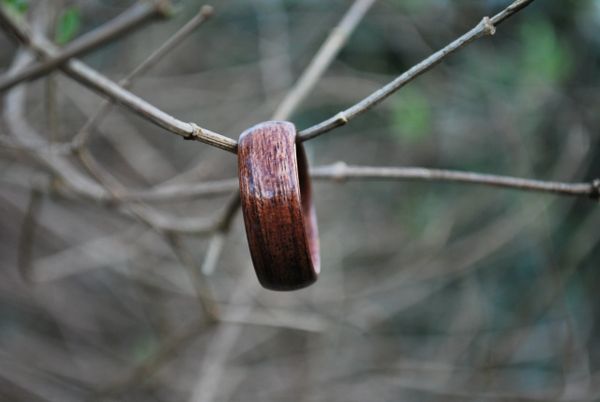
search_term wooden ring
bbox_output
[237,121,320,291]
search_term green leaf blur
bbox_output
[1,0,28,14]
[390,87,431,142]
[519,18,572,83]
[55,6,81,45]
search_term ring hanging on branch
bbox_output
[237,122,320,291]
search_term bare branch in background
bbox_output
[6,165,596,205]
[17,189,42,282]
[297,0,537,141]
[188,1,380,400]
[165,232,220,320]
[72,4,215,148]
[0,5,237,152]
[254,0,293,96]
[0,0,536,154]
[311,163,600,200]
[3,50,224,234]
[196,0,376,280]
[272,0,376,120]
[0,1,170,92]
[200,193,241,275]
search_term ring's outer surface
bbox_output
[237,121,320,291]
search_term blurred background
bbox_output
[1,0,600,401]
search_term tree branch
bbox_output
[196,0,379,279]
[272,0,376,120]
[0,4,237,153]
[17,189,42,283]
[0,1,171,92]
[297,0,537,142]
[311,163,600,200]
[0,0,537,153]
[52,163,596,203]
[72,4,215,148]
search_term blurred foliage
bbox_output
[390,86,432,142]
[388,0,444,14]
[1,0,27,14]
[55,6,81,45]
[519,17,573,84]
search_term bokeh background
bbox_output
[1,0,600,401]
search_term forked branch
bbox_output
[0,0,536,153]
[0,1,171,91]
[0,4,237,152]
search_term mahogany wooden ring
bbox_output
[237,121,320,291]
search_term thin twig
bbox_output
[45,76,59,142]
[89,162,599,203]
[72,4,215,148]
[0,0,537,153]
[17,189,42,283]
[63,61,236,150]
[91,319,206,401]
[311,163,600,199]
[9,159,596,204]
[165,232,220,320]
[188,2,376,399]
[491,0,537,26]
[54,4,224,319]
[77,145,221,315]
[128,4,214,80]
[254,0,293,96]
[189,270,258,402]
[198,0,376,278]
[272,0,376,120]
[0,6,237,152]
[297,0,536,142]
[0,1,170,92]
[78,148,220,234]
[200,193,241,275]
[122,178,238,203]
[66,4,224,234]
[3,50,221,234]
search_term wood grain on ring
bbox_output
[237,121,320,291]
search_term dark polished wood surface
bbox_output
[237,121,320,291]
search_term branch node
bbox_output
[184,122,203,141]
[590,179,600,201]
[335,112,349,125]
[70,138,86,155]
[481,16,496,36]
[154,0,174,18]
[332,161,348,182]
[200,5,215,18]
[506,0,532,14]
[48,177,65,198]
